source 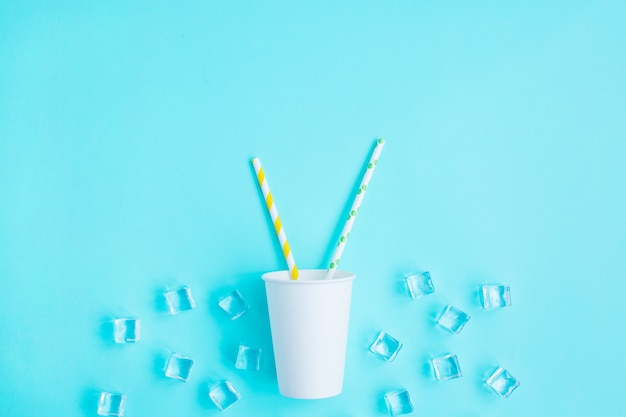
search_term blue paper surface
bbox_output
[1,1,625,416]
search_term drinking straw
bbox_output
[325,139,385,280]
[251,158,299,280]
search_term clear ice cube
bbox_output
[369,331,403,362]
[480,285,511,309]
[431,353,462,381]
[437,305,470,334]
[97,392,126,417]
[113,318,140,343]
[164,353,194,382]
[486,367,520,398]
[208,380,241,411]
[235,345,262,371]
[405,272,435,299]
[165,286,195,314]
[384,389,414,416]
[218,290,250,320]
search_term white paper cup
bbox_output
[262,269,355,399]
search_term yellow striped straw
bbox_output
[251,158,299,280]
[325,138,385,280]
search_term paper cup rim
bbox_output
[262,269,355,285]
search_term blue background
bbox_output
[1,1,625,416]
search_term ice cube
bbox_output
[486,366,520,398]
[113,318,140,343]
[97,392,126,417]
[208,380,241,411]
[405,272,435,299]
[384,389,414,416]
[480,285,511,309]
[431,353,462,381]
[235,345,262,371]
[218,290,250,320]
[164,353,194,382]
[165,286,195,314]
[437,305,470,334]
[369,331,403,362]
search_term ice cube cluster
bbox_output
[372,272,520,416]
[93,271,519,416]
[96,285,257,414]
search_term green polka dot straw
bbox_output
[325,139,385,279]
